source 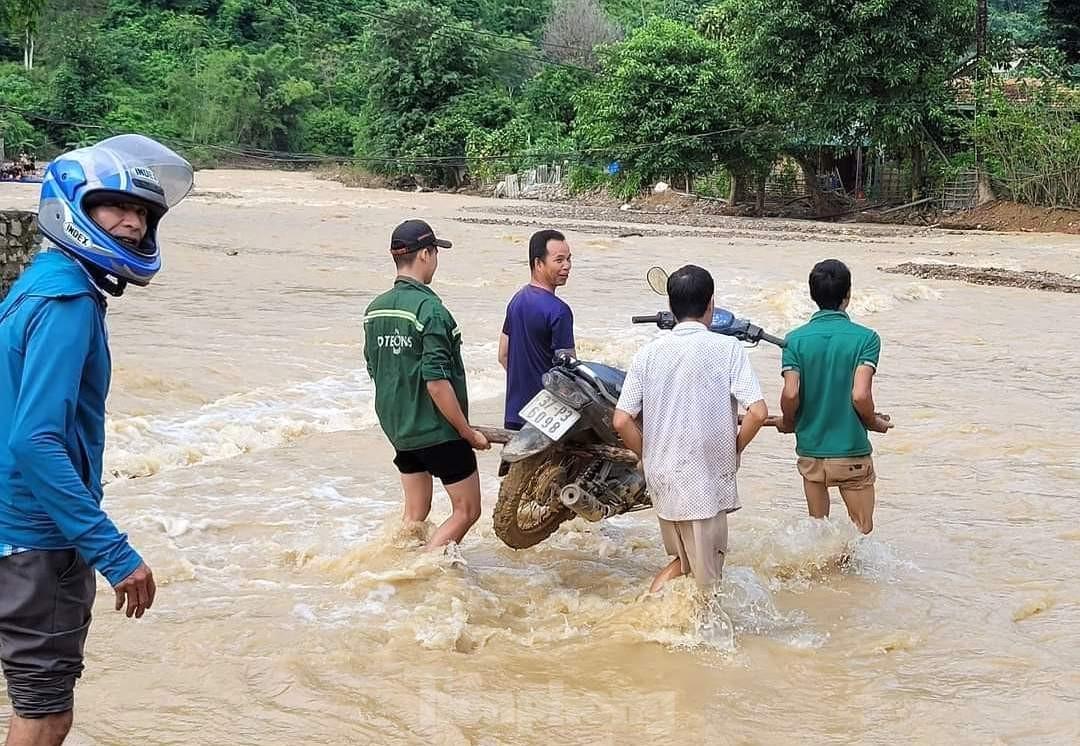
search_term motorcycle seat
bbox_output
[578,361,625,400]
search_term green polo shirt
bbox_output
[781,310,881,458]
[363,277,468,451]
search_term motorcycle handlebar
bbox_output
[760,332,787,348]
[632,310,785,347]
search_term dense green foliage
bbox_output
[706,0,972,147]
[1042,0,1079,65]
[974,68,1080,206]
[0,0,1075,205]
[991,0,1046,47]
[573,18,779,197]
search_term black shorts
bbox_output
[0,549,96,718]
[393,439,477,486]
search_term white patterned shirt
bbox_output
[616,321,765,521]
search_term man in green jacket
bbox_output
[364,220,490,550]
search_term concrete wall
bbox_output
[0,210,38,301]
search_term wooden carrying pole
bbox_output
[477,413,892,466]
[477,415,804,466]
[476,426,640,464]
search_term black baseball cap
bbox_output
[389,219,452,256]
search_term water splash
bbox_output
[748,280,942,331]
[576,328,658,369]
[105,369,377,480]
[105,342,505,481]
[297,515,836,655]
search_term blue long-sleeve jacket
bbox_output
[0,250,141,585]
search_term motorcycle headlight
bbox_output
[542,370,590,408]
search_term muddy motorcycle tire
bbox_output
[493,453,575,549]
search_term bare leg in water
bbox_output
[400,471,434,540]
[803,478,831,520]
[649,557,686,593]
[839,486,875,534]
[805,479,875,534]
[7,711,74,746]
[804,479,874,570]
[424,471,482,551]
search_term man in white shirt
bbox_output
[613,265,768,593]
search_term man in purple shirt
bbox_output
[499,229,575,430]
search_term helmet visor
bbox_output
[65,134,194,208]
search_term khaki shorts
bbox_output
[797,456,876,489]
[659,511,728,589]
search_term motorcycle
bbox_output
[492,268,787,550]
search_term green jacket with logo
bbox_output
[363,277,468,451]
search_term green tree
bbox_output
[1044,0,1080,64]
[600,0,671,27]
[573,18,778,199]
[521,66,592,132]
[494,0,553,37]
[706,0,972,198]
[0,63,48,153]
[0,0,46,70]
[402,88,517,184]
[48,27,119,140]
[298,107,360,155]
[659,0,714,23]
[448,0,553,37]
[974,69,1079,205]
[164,45,314,149]
[989,0,1046,46]
[355,0,516,185]
[217,0,290,45]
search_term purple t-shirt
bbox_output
[502,285,575,429]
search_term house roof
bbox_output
[949,76,1079,110]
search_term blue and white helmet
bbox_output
[37,134,194,288]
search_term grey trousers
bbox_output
[0,549,96,718]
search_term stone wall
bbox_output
[0,210,39,301]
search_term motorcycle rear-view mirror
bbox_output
[646,266,669,296]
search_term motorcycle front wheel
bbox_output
[493,452,576,549]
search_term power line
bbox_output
[0,107,108,132]
[2,104,768,167]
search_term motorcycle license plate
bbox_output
[519,390,581,441]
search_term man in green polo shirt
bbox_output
[778,259,892,534]
[364,219,490,551]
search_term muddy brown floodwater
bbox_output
[1,170,1079,745]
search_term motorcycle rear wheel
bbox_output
[493,453,575,549]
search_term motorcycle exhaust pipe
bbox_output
[560,483,605,522]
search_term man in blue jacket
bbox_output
[0,135,193,746]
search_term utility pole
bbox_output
[976,0,987,61]
[974,0,993,204]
